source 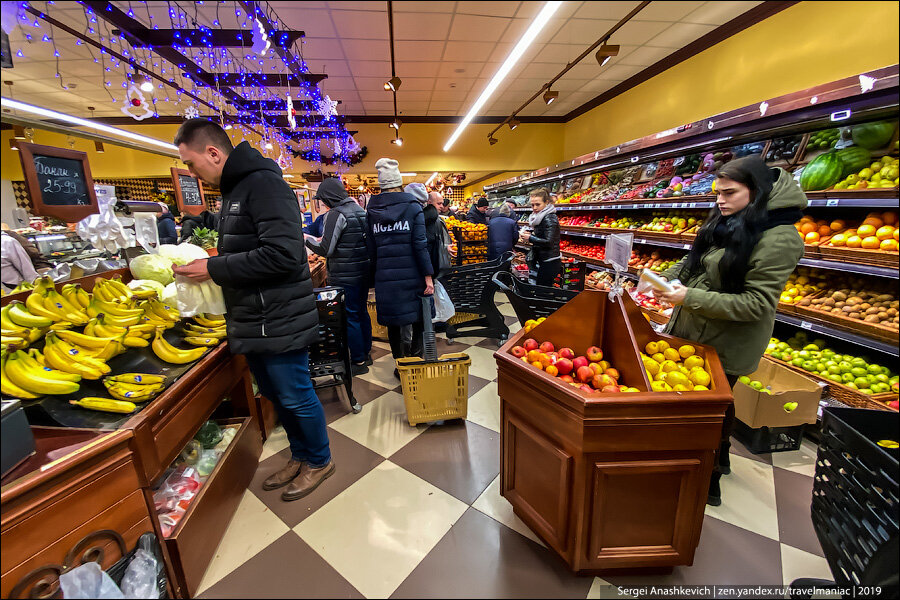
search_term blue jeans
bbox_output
[342,284,372,364]
[245,350,331,467]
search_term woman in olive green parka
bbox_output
[656,155,807,506]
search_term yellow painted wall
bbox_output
[563,1,900,159]
[463,172,519,197]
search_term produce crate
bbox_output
[791,304,899,346]
[817,244,899,268]
[734,419,805,454]
[811,407,899,589]
[766,356,897,411]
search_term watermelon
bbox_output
[850,121,896,150]
[800,152,843,191]
[835,146,871,178]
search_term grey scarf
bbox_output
[527,203,556,227]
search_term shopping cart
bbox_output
[309,287,362,414]
[438,252,512,342]
[789,406,898,599]
[491,270,578,325]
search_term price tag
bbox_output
[826,199,839,207]
[644,203,653,209]
[800,321,813,330]
[605,233,633,272]
[689,202,697,209]
[683,244,691,249]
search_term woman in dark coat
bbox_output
[157,203,177,244]
[487,202,519,261]
[521,188,561,287]
[367,159,434,364]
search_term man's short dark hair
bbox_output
[174,118,234,153]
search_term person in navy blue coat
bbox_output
[487,202,519,261]
[156,203,177,244]
[367,158,434,364]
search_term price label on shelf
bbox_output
[683,244,691,249]
[605,233,633,272]
[644,203,653,209]
[826,199,840,207]
[800,321,813,330]
[689,203,697,208]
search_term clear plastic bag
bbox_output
[119,548,159,599]
[59,561,124,599]
[173,274,226,318]
[432,281,455,323]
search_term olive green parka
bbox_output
[660,168,807,376]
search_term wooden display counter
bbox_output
[494,290,732,573]
[1,270,263,598]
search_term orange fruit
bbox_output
[830,220,846,232]
[800,222,817,235]
[862,216,884,228]
[876,226,895,241]
[531,360,544,370]
[804,231,820,243]
[857,224,877,238]
[861,236,880,250]
[883,212,898,226]
[846,235,862,248]
[894,229,899,241]
[881,239,899,252]
[817,225,831,237]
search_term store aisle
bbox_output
[196,296,832,599]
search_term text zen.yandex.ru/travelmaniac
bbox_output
[604,584,858,598]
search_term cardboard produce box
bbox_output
[734,357,824,428]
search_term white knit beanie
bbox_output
[375,157,403,190]
[404,182,428,204]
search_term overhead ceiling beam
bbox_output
[238,114,345,128]
[182,72,327,88]
[285,130,359,141]
[112,28,304,49]
[234,99,341,112]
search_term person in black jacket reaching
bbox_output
[171,119,333,503]
[521,187,561,287]
[367,158,434,370]
[466,197,490,225]
[305,178,372,375]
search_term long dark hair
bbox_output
[682,156,775,293]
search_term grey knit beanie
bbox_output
[375,157,403,189]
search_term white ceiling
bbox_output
[2,1,762,120]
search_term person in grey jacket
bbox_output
[305,178,372,374]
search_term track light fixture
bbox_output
[488,136,498,145]
[543,89,559,105]
[390,118,402,129]
[508,117,520,131]
[391,136,403,146]
[94,141,105,153]
[595,44,620,66]
[13,125,26,140]
[384,76,402,92]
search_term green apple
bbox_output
[750,380,764,391]
[783,401,799,413]
[739,375,751,385]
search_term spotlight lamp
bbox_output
[508,117,520,131]
[94,140,105,153]
[488,136,499,145]
[543,89,559,105]
[390,118,402,129]
[384,76,402,92]
[391,136,403,146]
[595,44,620,66]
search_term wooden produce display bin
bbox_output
[494,290,732,573]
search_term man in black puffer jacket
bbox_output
[305,178,372,374]
[171,119,333,503]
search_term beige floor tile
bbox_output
[259,425,289,462]
[294,461,468,599]
[471,475,544,547]
[328,390,428,457]
[508,321,522,335]
[372,340,392,351]
[499,303,518,318]
[466,380,501,433]
[195,490,290,595]
[587,577,635,599]
[705,453,779,541]
[771,437,819,478]
[780,543,833,587]
[448,335,486,346]
[459,344,502,382]
[357,353,400,389]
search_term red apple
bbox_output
[579,384,595,394]
[523,338,539,351]
[510,346,526,358]
[558,347,575,360]
[576,365,594,384]
[589,362,603,375]
[560,374,574,384]
[539,341,555,354]
[573,356,589,371]
[605,368,620,381]
[886,399,898,409]
[592,373,615,388]
[586,346,603,362]
[601,384,622,393]
[555,358,573,375]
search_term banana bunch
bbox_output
[61,283,91,310]
[43,332,111,380]
[194,313,226,328]
[70,397,136,414]
[53,329,126,361]
[103,375,165,402]
[25,277,89,326]
[130,284,159,300]
[152,328,207,364]
[138,298,180,329]
[91,276,133,302]
[1,302,49,352]
[1,348,81,398]
[9,280,35,294]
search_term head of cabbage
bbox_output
[129,253,174,285]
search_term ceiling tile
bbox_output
[393,12,453,40]
[554,78,593,92]
[428,100,463,111]
[316,61,353,78]
[533,43,586,64]
[319,76,358,91]
[348,60,392,78]
[395,41,447,62]
[607,19,672,45]
[430,89,471,101]
[277,9,336,38]
[503,77,547,93]
[331,10,389,39]
[455,1,522,18]
[646,22,718,48]
[682,1,763,25]
[393,1,457,13]
[574,2,645,20]
[340,39,391,61]
[437,61,481,78]
[301,38,346,60]
[580,77,624,94]
[449,14,512,42]
[549,19,621,45]
[327,1,384,11]
[500,16,568,44]
[396,61,443,77]
[633,1,707,22]
[442,40,497,62]
[476,62,502,78]
[354,76,436,91]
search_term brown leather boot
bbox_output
[262,458,304,490]
[281,460,335,501]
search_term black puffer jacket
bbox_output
[527,210,561,265]
[367,191,433,326]
[207,141,319,354]
[305,178,370,288]
[466,204,488,225]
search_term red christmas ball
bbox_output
[131,98,142,107]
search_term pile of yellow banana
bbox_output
[103,372,166,402]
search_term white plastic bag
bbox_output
[432,281,455,323]
[58,561,124,599]
[173,274,227,318]
[119,548,159,599]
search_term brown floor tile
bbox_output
[475,338,507,350]
[435,335,471,356]
[729,434,773,465]
[390,507,593,599]
[317,378,393,424]
[773,466,824,557]
[467,374,491,397]
[370,345,392,361]
[504,315,520,326]
[604,515,783,587]
[389,420,500,505]
[250,429,384,528]
[197,532,364,599]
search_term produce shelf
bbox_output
[796,257,898,279]
[774,312,899,357]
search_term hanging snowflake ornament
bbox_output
[252,18,271,56]
[317,95,338,118]
[183,105,200,119]
[120,82,154,121]
[286,94,297,130]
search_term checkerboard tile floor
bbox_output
[197,296,831,599]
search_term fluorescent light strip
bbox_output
[442,1,563,152]
[1,98,178,151]
[400,172,417,177]
[425,172,439,186]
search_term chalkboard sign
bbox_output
[171,167,206,216]
[17,142,99,222]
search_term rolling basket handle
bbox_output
[491,270,514,294]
